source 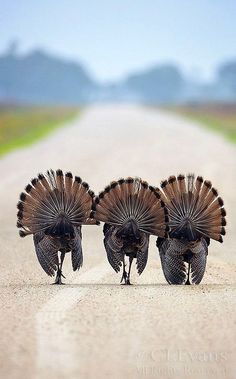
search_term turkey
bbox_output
[17,169,98,284]
[91,177,169,284]
[156,174,226,285]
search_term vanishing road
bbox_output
[0,105,235,379]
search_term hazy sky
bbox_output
[0,1,235,82]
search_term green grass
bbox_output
[0,106,79,156]
[171,104,236,144]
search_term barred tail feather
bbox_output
[17,169,95,237]
[160,174,226,242]
[92,177,169,237]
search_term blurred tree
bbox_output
[218,61,236,94]
[6,40,20,56]
[125,64,185,103]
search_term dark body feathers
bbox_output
[17,169,95,284]
[92,177,168,284]
[157,174,226,285]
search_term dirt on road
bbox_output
[0,105,235,379]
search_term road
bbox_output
[0,105,235,379]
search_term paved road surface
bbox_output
[0,105,235,379]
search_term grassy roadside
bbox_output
[170,104,236,144]
[0,106,79,157]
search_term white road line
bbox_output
[35,262,110,377]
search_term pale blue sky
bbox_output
[0,1,235,82]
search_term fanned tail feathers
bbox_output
[160,174,226,242]
[17,169,95,237]
[91,177,169,237]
